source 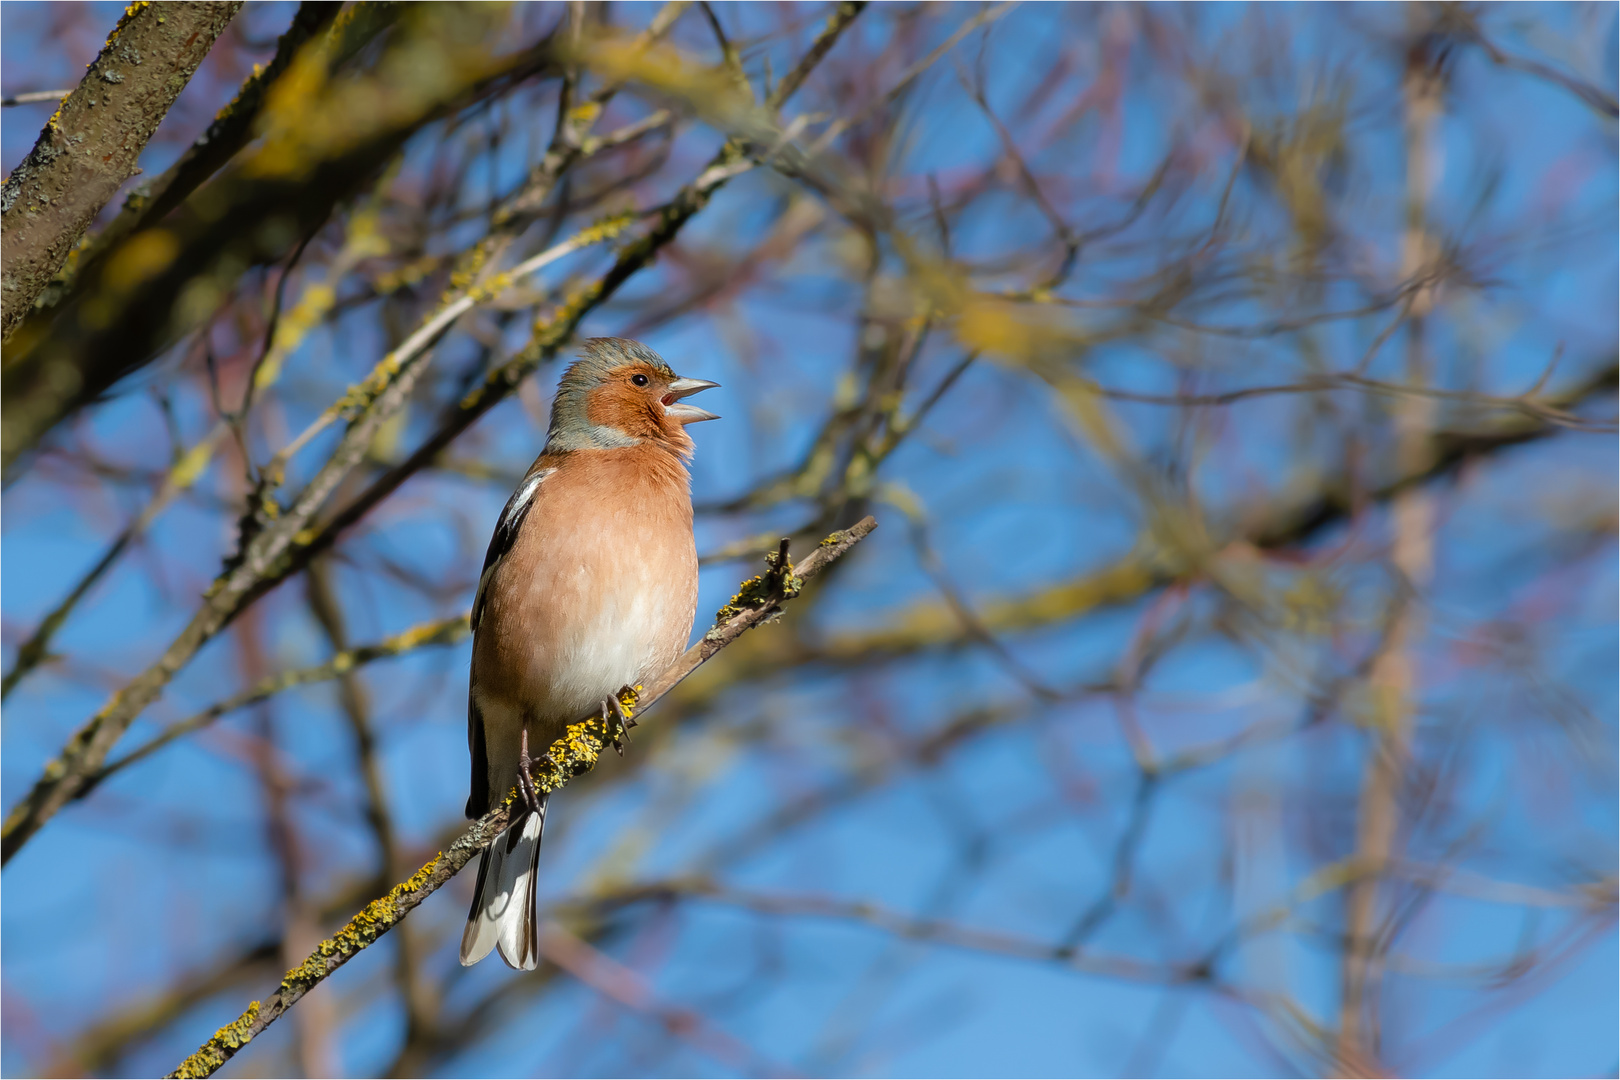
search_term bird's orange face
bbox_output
[585,363,719,448]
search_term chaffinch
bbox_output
[459,337,718,969]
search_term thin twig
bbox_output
[1080,365,1617,433]
[0,88,73,106]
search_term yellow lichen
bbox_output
[566,100,602,127]
[373,254,442,295]
[168,999,259,1078]
[713,573,767,625]
[446,243,491,297]
[389,616,469,651]
[276,855,443,993]
[168,437,218,488]
[101,229,178,295]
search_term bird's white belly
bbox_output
[521,558,682,720]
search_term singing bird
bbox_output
[460,337,718,969]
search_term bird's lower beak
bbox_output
[664,376,720,423]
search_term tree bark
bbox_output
[0,1,243,341]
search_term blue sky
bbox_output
[2,3,1616,1076]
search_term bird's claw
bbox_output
[616,685,640,728]
[606,688,636,754]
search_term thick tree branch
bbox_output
[0,1,244,338]
[24,2,348,320]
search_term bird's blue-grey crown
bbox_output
[545,337,677,451]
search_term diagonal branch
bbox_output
[0,1,244,340]
[165,517,876,1080]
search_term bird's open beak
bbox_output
[663,376,720,423]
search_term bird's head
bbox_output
[544,337,719,456]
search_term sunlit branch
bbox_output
[28,2,352,317]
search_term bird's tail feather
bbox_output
[459,795,546,969]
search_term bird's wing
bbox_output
[465,688,490,819]
[471,466,553,633]
[467,465,552,818]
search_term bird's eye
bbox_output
[631,373,649,387]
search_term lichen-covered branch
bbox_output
[165,517,876,1079]
[0,1,243,340]
[24,1,350,319]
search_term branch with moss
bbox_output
[0,1,244,340]
[166,517,876,1080]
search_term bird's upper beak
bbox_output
[663,376,720,424]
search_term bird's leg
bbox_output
[516,728,542,813]
[607,687,636,755]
